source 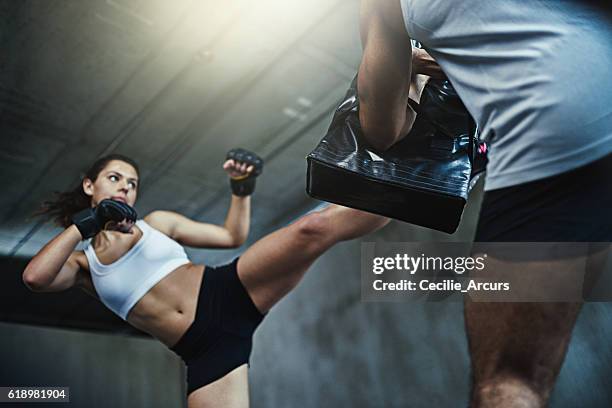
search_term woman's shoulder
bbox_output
[70,250,98,297]
[143,210,173,223]
[143,210,180,238]
[71,249,89,270]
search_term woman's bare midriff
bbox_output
[125,262,205,347]
[83,227,208,347]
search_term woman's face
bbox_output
[83,160,139,207]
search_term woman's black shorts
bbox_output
[170,258,265,395]
[475,153,612,242]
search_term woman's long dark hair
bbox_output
[38,154,140,228]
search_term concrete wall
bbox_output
[0,323,185,408]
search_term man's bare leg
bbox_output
[465,300,582,408]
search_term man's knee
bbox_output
[473,375,544,408]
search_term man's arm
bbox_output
[358,0,415,151]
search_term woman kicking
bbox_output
[22,150,389,407]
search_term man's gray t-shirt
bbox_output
[400,0,612,190]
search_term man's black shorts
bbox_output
[475,153,612,242]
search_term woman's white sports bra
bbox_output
[83,220,190,320]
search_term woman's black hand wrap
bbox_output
[226,148,264,196]
[71,199,138,239]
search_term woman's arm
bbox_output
[23,199,137,292]
[144,150,264,248]
[145,192,250,249]
[22,225,87,292]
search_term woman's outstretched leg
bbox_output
[237,204,389,313]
